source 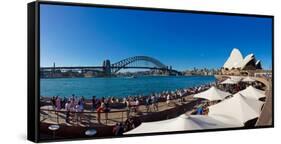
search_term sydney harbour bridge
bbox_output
[41,56,182,77]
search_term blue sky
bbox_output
[40,4,272,70]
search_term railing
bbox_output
[40,95,199,126]
[40,108,130,126]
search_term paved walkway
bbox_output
[255,78,273,126]
[40,95,198,127]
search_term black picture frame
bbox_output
[28,1,274,143]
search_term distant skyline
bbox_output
[40,4,273,70]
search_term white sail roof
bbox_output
[223,48,261,70]
[223,48,244,69]
[240,54,255,69]
[256,60,261,65]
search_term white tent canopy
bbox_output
[124,114,239,134]
[194,86,231,101]
[208,93,264,124]
[242,77,256,82]
[237,86,266,100]
[221,78,238,84]
[230,76,242,82]
[208,115,244,127]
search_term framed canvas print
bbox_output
[28,1,274,142]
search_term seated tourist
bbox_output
[196,106,203,115]
[113,123,124,136]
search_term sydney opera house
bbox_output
[221,48,262,76]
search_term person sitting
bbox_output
[124,117,135,131]
[113,122,124,136]
[197,106,203,115]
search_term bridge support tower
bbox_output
[102,59,112,76]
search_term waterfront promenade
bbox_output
[40,93,201,126]
[40,90,203,139]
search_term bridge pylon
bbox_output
[102,59,112,76]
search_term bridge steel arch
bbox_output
[111,56,168,73]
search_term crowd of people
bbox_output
[50,94,85,124]
[217,78,265,94]
[46,82,215,125]
[112,117,140,136]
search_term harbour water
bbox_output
[40,76,215,98]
